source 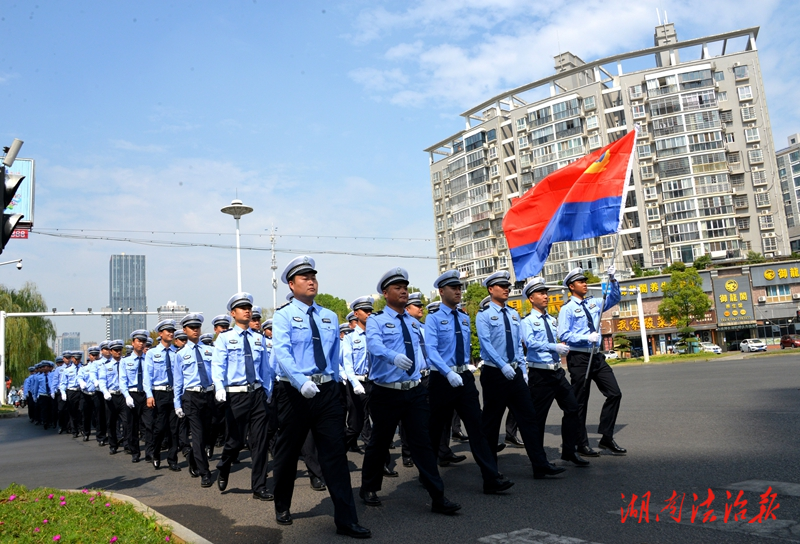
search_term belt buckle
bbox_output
[311,374,323,385]
[246,383,255,392]
[400,381,411,391]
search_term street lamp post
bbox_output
[220,199,253,292]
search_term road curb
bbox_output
[64,489,214,544]
[0,409,19,418]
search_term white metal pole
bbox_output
[636,287,650,362]
[0,311,5,405]
[271,226,277,311]
[235,217,242,293]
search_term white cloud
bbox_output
[348,67,408,92]
[110,139,166,153]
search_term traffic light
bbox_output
[1,139,25,255]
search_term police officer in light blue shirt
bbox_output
[271,256,367,537]
[59,351,82,438]
[145,321,181,471]
[521,277,587,468]
[557,266,625,457]
[199,333,214,346]
[77,346,100,442]
[120,331,148,462]
[99,340,125,454]
[24,366,37,423]
[174,313,215,488]
[342,296,370,454]
[212,314,231,335]
[212,292,274,500]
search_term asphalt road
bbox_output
[2,353,799,543]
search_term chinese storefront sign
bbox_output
[750,262,800,287]
[711,275,755,327]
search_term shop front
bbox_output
[749,261,800,346]
[711,271,757,351]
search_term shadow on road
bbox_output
[82,475,161,492]
[155,504,283,544]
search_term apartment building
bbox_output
[775,133,800,252]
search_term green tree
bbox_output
[585,270,602,284]
[0,282,56,384]
[692,254,712,270]
[315,293,349,322]
[613,333,631,356]
[657,267,711,339]
[745,250,766,264]
[663,261,686,274]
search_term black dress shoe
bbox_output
[561,453,590,467]
[217,471,229,491]
[598,437,627,455]
[383,466,399,478]
[496,443,506,453]
[72,433,79,438]
[483,476,515,494]
[187,455,199,477]
[451,431,469,441]
[153,459,161,470]
[310,476,327,491]
[83,435,90,442]
[200,474,213,488]
[402,458,414,467]
[348,445,365,454]
[145,455,153,463]
[168,462,181,472]
[336,523,372,539]
[58,429,65,435]
[505,435,524,448]
[275,510,293,525]
[577,445,599,457]
[109,447,118,455]
[533,464,566,479]
[131,455,140,463]
[99,440,107,447]
[204,446,212,460]
[253,489,275,501]
[431,497,461,515]
[359,489,382,507]
[438,454,467,467]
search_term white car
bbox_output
[740,339,767,353]
[699,342,722,354]
[603,350,619,359]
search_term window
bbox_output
[637,144,653,159]
[658,156,691,179]
[759,215,774,229]
[748,149,764,165]
[516,117,527,131]
[662,177,694,200]
[733,65,749,80]
[646,207,660,221]
[725,133,735,143]
[644,185,658,200]
[727,151,741,164]
[447,157,466,178]
[466,150,485,169]
[684,110,723,132]
[647,75,679,97]
[584,95,596,110]
[667,222,700,243]
[681,90,717,111]
[718,91,728,101]
[488,146,497,159]
[432,171,441,183]
[552,98,581,121]
[632,104,647,119]
[655,135,688,158]
[719,110,733,123]
[765,284,790,302]
[762,236,778,254]
[453,140,464,154]
[465,132,486,152]
[652,250,667,265]
[650,95,682,116]
[640,164,655,179]
[554,118,583,140]
[664,199,697,221]
[493,200,503,213]
[714,71,725,81]
[741,106,756,122]
[531,126,554,145]
[679,69,713,91]
[487,129,497,142]
[698,195,734,217]
[649,227,663,243]
[692,152,727,173]
[490,164,499,177]
[528,106,552,127]
[557,137,584,159]
[687,131,724,153]
[704,218,736,238]
[745,128,760,143]
[586,115,599,130]
[755,192,770,207]
[652,114,684,137]
[434,202,442,215]
[752,170,767,186]
[695,173,730,195]
[737,217,750,230]
[737,86,753,101]
[734,194,748,209]
[436,219,444,232]
[618,300,639,318]
[628,85,644,100]
[434,184,441,198]
[588,134,602,149]
[518,135,530,149]
[519,153,532,168]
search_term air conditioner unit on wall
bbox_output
[758,296,767,302]
[792,293,800,300]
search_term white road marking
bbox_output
[478,528,603,543]
[727,480,800,498]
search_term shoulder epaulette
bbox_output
[478,307,487,313]
[373,310,384,316]
[458,308,468,315]
[276,303,290,311]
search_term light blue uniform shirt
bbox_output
[424,305,472,373]
[557,283,621,348]
[119,352,146,396]
[50,366,62,395]
[365,306,425,385]
[272,299,340,390]
[342,326,369,384]
[99,357,121,394]
[174,340,214,409]
[36,373,50,398]
[59,363,79,394]
[29,375,40,398]
[77,364,96,392]
[476,301,525,369]
[212,324,274,395]
[144,342,178,397]
[522,310,561,367]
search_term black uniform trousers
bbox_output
[142,400,155,460]
[268,394,324,480]
[66,390,83,435]
[93,391,107,442]
[505,411,518,439]
[27,393,36,422]
[528,366,580,456]
[126,391,147,456]
[480,365,550,469]
[82,392,95,437]
[57,391,70,431]
[361,383,444,501]
[566,351,622,446]
[218,386,270,493]
[344,381,367,450]
[272,381,357,528]
[106,393,125,448]
[184,390,214,476]
[152,389,179,463]
[38,395,53,428]
[428,370,500,483]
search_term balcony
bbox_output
[558,145,585,160]
[535,153,558,165]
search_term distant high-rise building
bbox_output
[109,254,147,339]
[775,133,800,252]
[157,301,189,323]
[55,332,81,354]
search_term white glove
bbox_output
[175,408,185,419]
[501,365,517,380]
[607,265,616,279]
[300,380,320,398]
[588,332,600,343]
[554,344,570,355]
[467,364,477,373]
[51,393,56,399]
[79,380,87,389]
[103,391,111,401]
[125,395,135,408]
[215,389,226,403]
[94,381,100,389]
[352,381,365,395]
[266,394,272,404]
[522,369,529,384]
[446,371,463,388]
[393,353,413,371]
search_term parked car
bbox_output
[699,342,722,354]
[740,339,767,352]
[780,334,800,349]
[603,350,619,359]
[673,341,689,354]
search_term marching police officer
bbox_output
[557,267,625,456]
[24,366,37,424]
[360,266,461,515]
[271,256,368,538]
[78,346,100,441]
[212,315,231,335]
[250,306,263,333]
[342,296,370,454]
[145,321,183,471]
[212,292,274,501]
[99,340,126,454]
[54,354,69,433]
[199,333,214,346]
[521,277,588,468]
[425,269,513,494]
[91,341,111,446]
[120,331,149,462]
[476,271,565,479]
[59,351,83,438]
[174,313,216,487]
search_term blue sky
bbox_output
[1,0,798,343]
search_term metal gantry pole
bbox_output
[636,286,650,362]
[270,225,278,311]
[235,216,243,293]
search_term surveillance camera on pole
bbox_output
[1,139,25,255]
